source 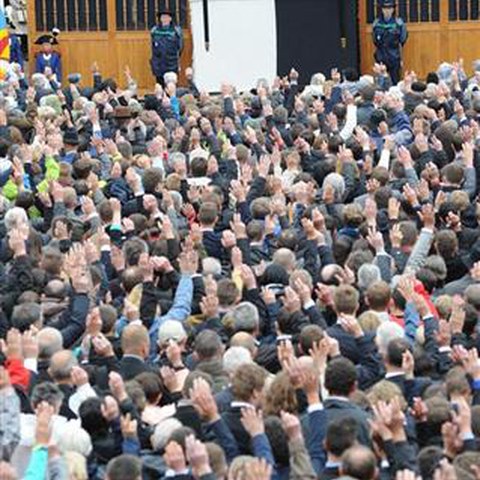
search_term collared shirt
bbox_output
[385,371,405,379]
[231,401,255,409]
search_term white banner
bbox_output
[190,0,277,92]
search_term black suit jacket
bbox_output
[221,405,252,455]
[319,466,340,480]
[58,383,77,419]
[326,324,361,364]
[324,398,371,447]
[385,374,432,405]
[119,355,150,381]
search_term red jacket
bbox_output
[5,357,31,390]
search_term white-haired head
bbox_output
[4,206,28,231]
[375,321,404,356]
[158,320,187,347]
[164,71,178,85]
[323,173,345,202]
[58,424,92,456]
[202,257,222,277]
[151,417,183,452]
[223,346,253,376]
[357,264,381,291]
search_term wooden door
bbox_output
[358,0,480,79]
[27,0,193,90]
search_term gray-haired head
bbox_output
[38,327,63,361]
[231,302,259,334]
[31,381,64,410]
[49,350,78,382]
[151,418,183,451]
[424,255,447,282]
[223,346,253,376]
[465,284,480,310]
[202,257,222,277]
[375,321,404,356]
[163,71,178,85]
[357,264,381,291]
[4,206,28,231]
[58,424,93,456]
[158,320,187,346]
[323,173,345,202]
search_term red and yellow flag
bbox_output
[0,7,10,62]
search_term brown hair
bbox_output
[264,371,298,416]
[366,281,391,311]
[231,364,267,402]
[333,285,359,315]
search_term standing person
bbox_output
[8,22,24,68]
[150,9,183,87]
[372,0,407,85]
[34,31,62,81]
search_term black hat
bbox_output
[411,81,427,93]
[63,129,80,146]
[157,9,173,17]
[34,34,58,46]
[379,0,395,7]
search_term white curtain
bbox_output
[190,0,277,92]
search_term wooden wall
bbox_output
[26,0,193,91]
[359,0,480,79]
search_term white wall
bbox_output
[190,0,277,92]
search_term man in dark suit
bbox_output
[221,363,268,455]
[323,357,371,447]
[47,349,80,419]
[326,285,364,364]
[319,418,358,480]
[383,337,432,405]
[119,324,152,381]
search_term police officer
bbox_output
[373,0,407,85]
[150,9,183,86]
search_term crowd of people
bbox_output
[0,53,480,480]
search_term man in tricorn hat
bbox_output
[34,29,62,81]
[150,9,183,86]
[372,0,407,85]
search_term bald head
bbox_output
[341,445,377,480]
[49,349,78,383]
[230,332,257,358]
[121,324,150,358]
[38,327,63,360]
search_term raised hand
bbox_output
[241,407,264,437]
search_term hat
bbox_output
[34,34,58,46]
[67,73,82,84]
[158,320,187,345]
[113,106,132,119]
[379,0,395,7]
[411,81,427,93]
[63,128,80,146]
[157,9,173,17]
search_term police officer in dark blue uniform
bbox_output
[373,0,408,85]
[150,9,183,86]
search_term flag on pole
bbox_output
[0,6,10,61]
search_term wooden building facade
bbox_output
[359,0,480,78]
[27,0,193,89]
[26,0,480,90]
